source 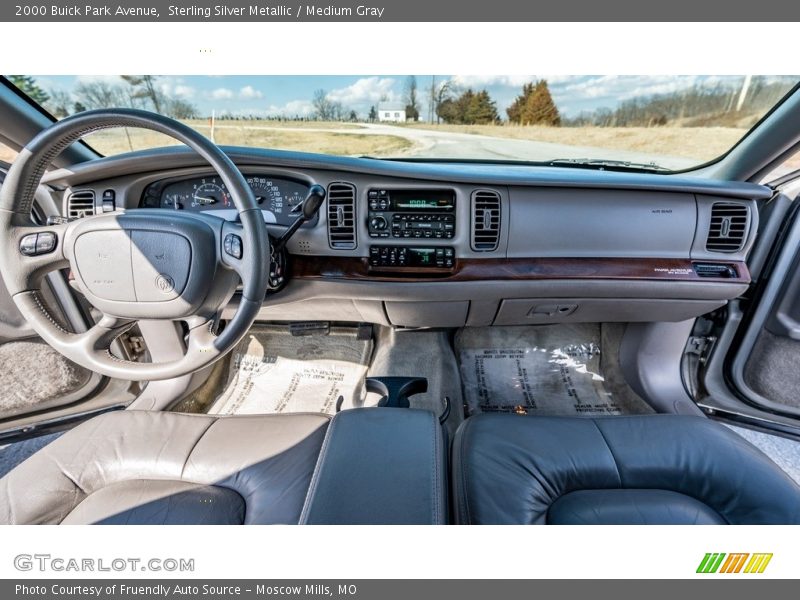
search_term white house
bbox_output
[377,102,407,123]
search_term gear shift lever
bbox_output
[271,184,326,254]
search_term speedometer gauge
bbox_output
[248,176,284,219]
[192,179,231,208]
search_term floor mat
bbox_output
[208,325,372,415]
[0,340,91,418]
[455,324,653,417]
[744,330,800,410]
[726,424,800,486]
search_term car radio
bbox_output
[367,189,456,239]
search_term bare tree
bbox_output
[404,75,419,121]
[121,75,163,113]
[164,98,198,119]
[74,81,127,109]
[312,89,344,121]
[46,89,73,118]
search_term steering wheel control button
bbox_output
[224,233,243,259]
[19,234,39,256]
[74,230,136,301]
[19,231,58,256]
[35,232,58,254]
[131,231,190,301]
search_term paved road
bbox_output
[356,123,699,170]
[204,121,698,170]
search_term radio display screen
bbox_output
[390,190,455,211]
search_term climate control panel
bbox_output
[369,246,455,270]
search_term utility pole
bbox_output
[429,75,436,124]
[736,75,752,112]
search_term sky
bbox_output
[33,74,769,119]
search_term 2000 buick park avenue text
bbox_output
[21,4,387,17]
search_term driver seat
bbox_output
[0,410,330,525]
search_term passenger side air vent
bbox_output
[67,190,96,219]
[471,190,501,251]
[706,202,749,253]
[327,182,357,249]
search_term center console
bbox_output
[367,188,457,273]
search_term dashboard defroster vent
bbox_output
[471,189,501,251]
[706,202,749,253]
[66,190,96,219]
[327,182,357,249]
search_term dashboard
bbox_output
[140,174,315,227]
[44,146,769,329]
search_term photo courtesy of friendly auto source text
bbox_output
[0,0,799,595]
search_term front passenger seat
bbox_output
[453,414,800,524]
[0,410,330,525]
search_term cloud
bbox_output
[554,75,739,103]
[75,75,126,85]
[327,77,398,106]
[239,85,263,99]
[217,100,314,118]
[450,75,538,88]
[211,87,234,100]
[264,99,315,117]
[173,85,195,98]
[157,78,196,99]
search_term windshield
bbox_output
[7,75,800,171]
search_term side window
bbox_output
[761,149,800,198]
[0,139,18,164]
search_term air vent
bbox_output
[706,202,749,253]
[67,190,96,219]
[471,190,501,251]
[327,182,357,250]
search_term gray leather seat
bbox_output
[0,410,329,525]
[453,414,800,525]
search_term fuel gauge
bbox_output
[163,192,189,210]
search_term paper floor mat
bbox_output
[456,324,624,417]
[209,326,371,416]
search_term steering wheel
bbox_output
[0,109,269,381]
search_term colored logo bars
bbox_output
[696,553,773,574]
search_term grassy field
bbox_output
[4,119,798,176]
[183,119,364,130]
[402,123,750,161]
[81,122,410,157]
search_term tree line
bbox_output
[8,75,199,119]
[564,77,794,127]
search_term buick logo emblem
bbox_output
[155,274,175,294]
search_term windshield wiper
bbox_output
[548,158,671,172]
[358,155,672,172]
